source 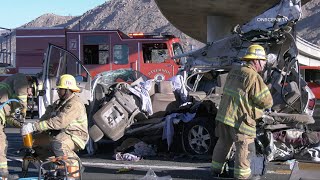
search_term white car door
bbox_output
[38,44,92,117]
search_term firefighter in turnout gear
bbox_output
[0,73,33,179]
[21,74,88,177]
[211,44,273,179]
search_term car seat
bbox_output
[151,81,180,118]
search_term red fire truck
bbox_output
[4,27,184,81]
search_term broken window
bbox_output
[83,35,109,65]
[142,43,169,63]
[172,43,183,56]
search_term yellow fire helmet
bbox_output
[242,44,267,61]
[56,74,80,92]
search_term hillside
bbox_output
[21,0,203,51]
[1,0,320,53]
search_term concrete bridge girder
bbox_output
[155,0,280,43]
[155,0,319,65]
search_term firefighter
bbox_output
[211,44,273,180]
[21,74,88,176]
[0,73,33,179]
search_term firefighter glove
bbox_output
[21,123,35,136]
[6,116,22,128]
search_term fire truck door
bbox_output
[111,44,131,70]
[140,42,177,81]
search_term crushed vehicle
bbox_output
[38,0,319,160]
[176,0,320,162]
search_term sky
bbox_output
[1,0,107,29]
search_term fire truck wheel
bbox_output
[181,117,217,155]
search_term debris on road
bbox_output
[140,168,172,180]
[116,167,134,173]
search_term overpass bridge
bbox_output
[155,0,320,66]
[297,36,320,66]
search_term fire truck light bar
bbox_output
[128,32,174,38]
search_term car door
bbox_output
[38,44,92,117]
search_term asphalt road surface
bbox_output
[4,127,295,180]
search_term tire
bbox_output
[182,117,217,155]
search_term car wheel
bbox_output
[182,117,217,155]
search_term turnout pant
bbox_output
[33,131,80,166]
[211,122,255,179]
[0,124,8,176]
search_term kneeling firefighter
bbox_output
[21,74,89,177]
[0,73,34,179]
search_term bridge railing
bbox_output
[297,36,320,51]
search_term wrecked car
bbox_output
[174,0,319,161]
[88,68,219,155]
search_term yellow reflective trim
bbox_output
[255,107,263,114]
[252,87,272,108]
[211,161,225,170]
[0,109,6,125]
[69,118,87,126]
[238,124,256,136]
[39,121,48,131]
[0,161,8,168]
[0,84,8,89]
[225,85,271,110]
[17,95,28,102]
[0,83,13,96]
[233,167,251,177]
[216,114,235,127]
[254,86,270,99]
[216,114,256,136]
[71,135,86,149]
[0,82,11,89]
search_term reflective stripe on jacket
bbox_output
[0,73,29,124]
[0,161,8,169]
[216,64,273,137]
[2,73,28,105]
[34,94,89,149]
